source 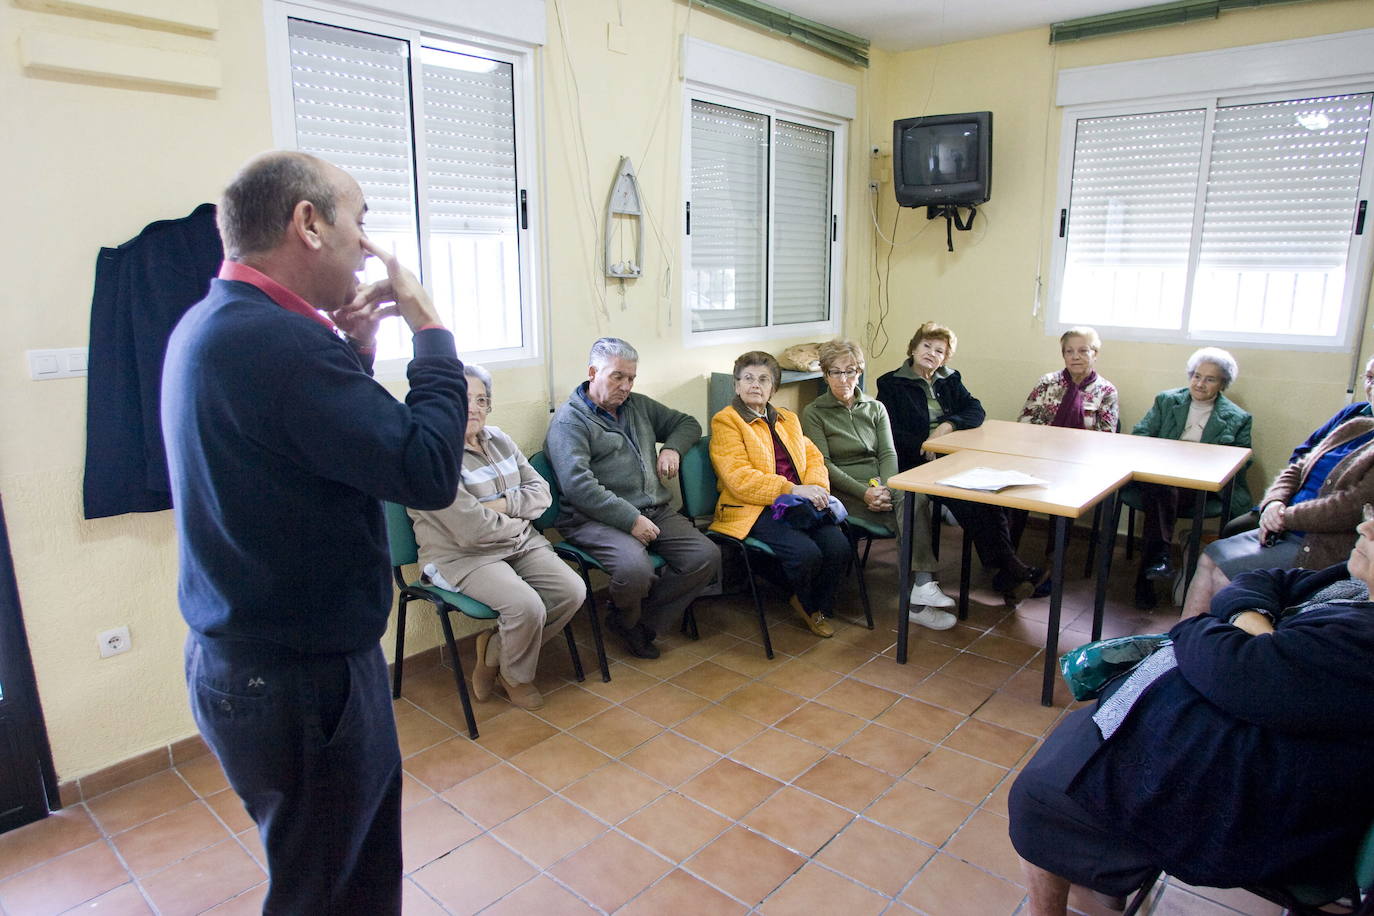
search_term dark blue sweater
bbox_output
[162,279,467,654]
[1067,563,1374,889]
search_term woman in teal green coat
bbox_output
[802,339,955,630]
[1131,347,1253,608]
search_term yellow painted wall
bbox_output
[0,0,872,780]
[873,0,1374,497]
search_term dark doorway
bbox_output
[0,493,59,833]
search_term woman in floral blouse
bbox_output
[1018,327,1118,433]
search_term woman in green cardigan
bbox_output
[1131,346,1253,608]
[802,339,955,631]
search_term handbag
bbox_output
[769,493,848,530]
[1059,634,1172,702]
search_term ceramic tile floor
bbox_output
[0,531,1287,915]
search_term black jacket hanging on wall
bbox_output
[83,203,222,519]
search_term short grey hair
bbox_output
[588,337,638,369]
[464,364,493,400]
[1059,327,1101,353]
[1187,347,1239,389]
[219,151,340,260]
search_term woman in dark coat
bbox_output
[1010,519,1374,915]
[876,321,1046,601]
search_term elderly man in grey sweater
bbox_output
[545,338,720,658]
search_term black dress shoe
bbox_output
[607,615,660,659]
[1134,579,1158,610]
[992,566,1048,602]
[1143,556,1176,582]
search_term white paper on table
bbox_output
[936,467,1049,491]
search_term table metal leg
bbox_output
[896,489,915,665]
[1041,516,1069,707]
[1184,489,1206,592]
[1218,478,1236,534]
[958,529,973,620]
[1091,492,1116,641]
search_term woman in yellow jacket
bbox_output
[709,351,848,639]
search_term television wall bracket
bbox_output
[926,204,978,252]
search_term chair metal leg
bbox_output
[563,625,585,682]
[391,597,408,699]
[573,565,612,682]
[847,530,876,630]
[1083,502,1103,579]
[437,609,479,739]
[738,547,774,659]
[930,499,942,561]
[1126,505,1137,559]
[1123,870,1162,916]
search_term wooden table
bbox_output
[889,450,1131,705]
[923,420,1252,585]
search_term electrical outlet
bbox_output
[868,180,880,192]
[98,626,131,658]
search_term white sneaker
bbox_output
[909,580,956,608]
[908,606,957,630]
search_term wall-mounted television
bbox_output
[892,111,992,209]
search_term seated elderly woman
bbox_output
[1180,414,1374,617]
[710,350,847,639]
[1017,326,1118,432]
[1130,346,1253,609]
[877,321,1047,601]
[802,339,955,630]
[409,365,585,711]
[1010,519,1374,916]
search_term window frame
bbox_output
[680,41,850,349]
[1048,32,1374,352]
[264,0,544,375]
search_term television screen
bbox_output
[893,111,992,209]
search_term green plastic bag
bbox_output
[1059,634,1172,702]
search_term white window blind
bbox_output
[1192,93,1373,337]
[287,19,417,239]
[1060,108,1206,331]
[688,100,768,333]
[774,120,834,326]
[283,15,532,360]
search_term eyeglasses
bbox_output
[737,373,773,386]
[472,396,492,411]
[1189,372,1224,386]
[826,367,863,379]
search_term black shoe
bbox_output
[1134,578,1158,610]
[1143,556,1175,582]
[992,565,1047,602]
[607,615,659,659]
[1031,576,1054,599]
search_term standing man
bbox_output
[545,338,720,658]
[162,151,467,913]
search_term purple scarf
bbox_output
[1051,368,1098,429]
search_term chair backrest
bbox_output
[382,501,419,567]
[527,451,561,532]
[678,436,719,521]
[1356,817,1374,897]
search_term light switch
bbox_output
[28,348,88,380]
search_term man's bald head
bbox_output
[218,151,343,260]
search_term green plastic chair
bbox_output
[678,436,873,660]
[1121,816,1374,916]
[384,501,584,738]
[527,451,667,682]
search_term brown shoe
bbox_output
[472,629,499,701]
[497,674,544,710]
[789,595,834,638]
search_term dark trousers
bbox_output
[1136,482,1181,567]
[186,635,402,915]
[747,512,850,615]
[946,499,1022,573]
